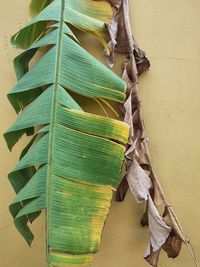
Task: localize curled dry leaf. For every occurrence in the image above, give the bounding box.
[133,48,151,76]
[115,175,129,202]
[162,231,182,259]
[140,187,154,227]
[108,0,121,9]
[127,159,152,203]
[135,141,151,170]
[151,174,165,207]
[123,88,134,140]
[106,0,133,67]
[144,196,171,259]
[144,247,161,267]
[140,208,149,227]
[105,21,118,68]
[163,206,187,243]
[107,0,150,72]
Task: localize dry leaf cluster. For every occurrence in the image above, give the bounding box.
[107,0,198,266]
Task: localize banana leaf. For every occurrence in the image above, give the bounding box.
[4,0,129,266]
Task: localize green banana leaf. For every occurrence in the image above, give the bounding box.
[4,0,129,266]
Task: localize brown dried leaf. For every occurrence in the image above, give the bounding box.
[150,173,165,207]
[127,159,152,203]
[133,48,150,76]
[162,231,182,259]
[115,175,129,202]
[140,187,154,226]
[105,21,118,68]
[106,0,150,73]
[125,111,144,158]
[140,208,148,227]
[108,0,121,9]
[124,91,134,139]
[122,61,135,92]
[136,141,151,169]
[163,206,187,243]
[114,0,134,54]
[144,247,161,267]
[144,196,171,258]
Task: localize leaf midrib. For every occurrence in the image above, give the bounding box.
[46,0,65,265]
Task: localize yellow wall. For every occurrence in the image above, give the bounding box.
[0,1,200,266]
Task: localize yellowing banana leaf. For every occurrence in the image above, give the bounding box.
[12,0,112,52]
[4,1,129,266]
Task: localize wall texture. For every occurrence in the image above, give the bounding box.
[0,1,200,267]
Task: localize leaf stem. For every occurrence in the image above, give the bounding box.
[46,0,65,266]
